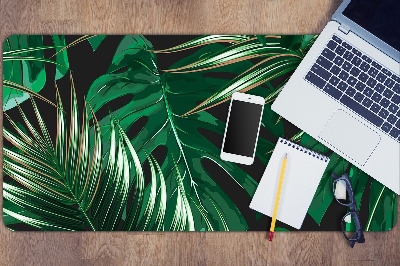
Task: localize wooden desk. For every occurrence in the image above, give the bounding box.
[0,0,398,264]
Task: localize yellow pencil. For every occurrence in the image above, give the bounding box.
[269,153,288,241]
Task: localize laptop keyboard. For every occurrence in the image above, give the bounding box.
[304,35,400,142]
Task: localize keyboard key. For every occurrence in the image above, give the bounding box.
[340,95,384,127]
[322,48,335,60]
[359,62,370,72]
[381,68,391,75]
[388,103,399,113]
[324,84,342,100]
[363,87,374,97]
[362,55,372,63]
[327,40,338,50]
[387,114,397,124]
[396,119,400,129]
[393,76,400,83]
[343,51,354,61]
[383,89,394,99]
[377,73,387,83]
[342,62,352,72]
[337,81,348,91]
[384,78,395,88]
[347,76,357,86]
[374,83,385,93]
[366,78,377,88]
[332,35,342,43]
[317,55,333,70]
[329,76,340,86]
[346,87,356,97]
[393,84,400,93]
[371,61,382,70]
[339,71,349,81]
[380,98,390,108]
[371,103,381,113]
[355,81,365,91]
[362,98,373,108]
[368,67,379,78]
[391,94,400,104]
[342,41,352,50]
[381,122,392,133]
[389,127,400,139]
[330,65,341,75]
[378,109,389,119]
[335,46,346,56]
[359,73,369,82]
[351,56,362,66]
[311,64,331,80]
[333,56,344,66]
[372,92,382,102]
[350,67,361,77]
[305,72,326,89]
[352,48,361,57]
[354,92,364,103]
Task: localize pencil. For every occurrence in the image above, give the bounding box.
[269,153,288,241]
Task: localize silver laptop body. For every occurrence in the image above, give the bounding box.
[272,0,400,193]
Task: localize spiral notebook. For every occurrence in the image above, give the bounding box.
[250,138,330,229]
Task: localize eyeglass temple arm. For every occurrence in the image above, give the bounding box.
[331,173,340,180]
[332,172,350,180]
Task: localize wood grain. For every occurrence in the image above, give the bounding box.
[0,0,399,265]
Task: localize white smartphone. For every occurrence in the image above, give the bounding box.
[220,92,264,165]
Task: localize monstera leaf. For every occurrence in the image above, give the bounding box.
[3,35,71,110]
[87,35,269,231]
[365,180,398,231]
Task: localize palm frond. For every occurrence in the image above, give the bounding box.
[183,54,301,115]
[3,74,197,231]
[164,39,299,73]
[3,76,104,230]
[151,35,255,54]
[154,35,317,117]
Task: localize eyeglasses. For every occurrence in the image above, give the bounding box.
[332,173,365,248]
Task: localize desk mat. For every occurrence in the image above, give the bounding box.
[2,35,397,231]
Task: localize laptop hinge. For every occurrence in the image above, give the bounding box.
[338,24,350,34]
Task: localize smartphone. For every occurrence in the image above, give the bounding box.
[220,92,264,165]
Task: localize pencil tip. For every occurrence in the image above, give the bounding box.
[284,153,287,159]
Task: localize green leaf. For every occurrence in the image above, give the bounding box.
[88,35,107,51]
[184,55,300,116]
[166,38,298,74]
[87,36,259,231]
[51,35,70,80]
[256,35,267,46]
[300,134,349,225]
[3,35,46,110]
[365,180,397,231]
[274,227,290,232]
[2,76,148,231]
[2,35,73,110]
[153,35,254,53]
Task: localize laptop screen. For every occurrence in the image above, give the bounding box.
[343,0,400,52]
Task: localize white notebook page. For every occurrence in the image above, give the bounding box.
[249,138,330,229]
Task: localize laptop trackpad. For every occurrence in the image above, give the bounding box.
[319,109,380,165]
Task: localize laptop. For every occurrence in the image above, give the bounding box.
[272,0,400,194]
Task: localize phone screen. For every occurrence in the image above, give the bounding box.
[223,100,263,157]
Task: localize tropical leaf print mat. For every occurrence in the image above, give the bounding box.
[2,35,397,231]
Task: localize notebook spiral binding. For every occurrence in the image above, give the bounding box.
[279,138,329,162]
